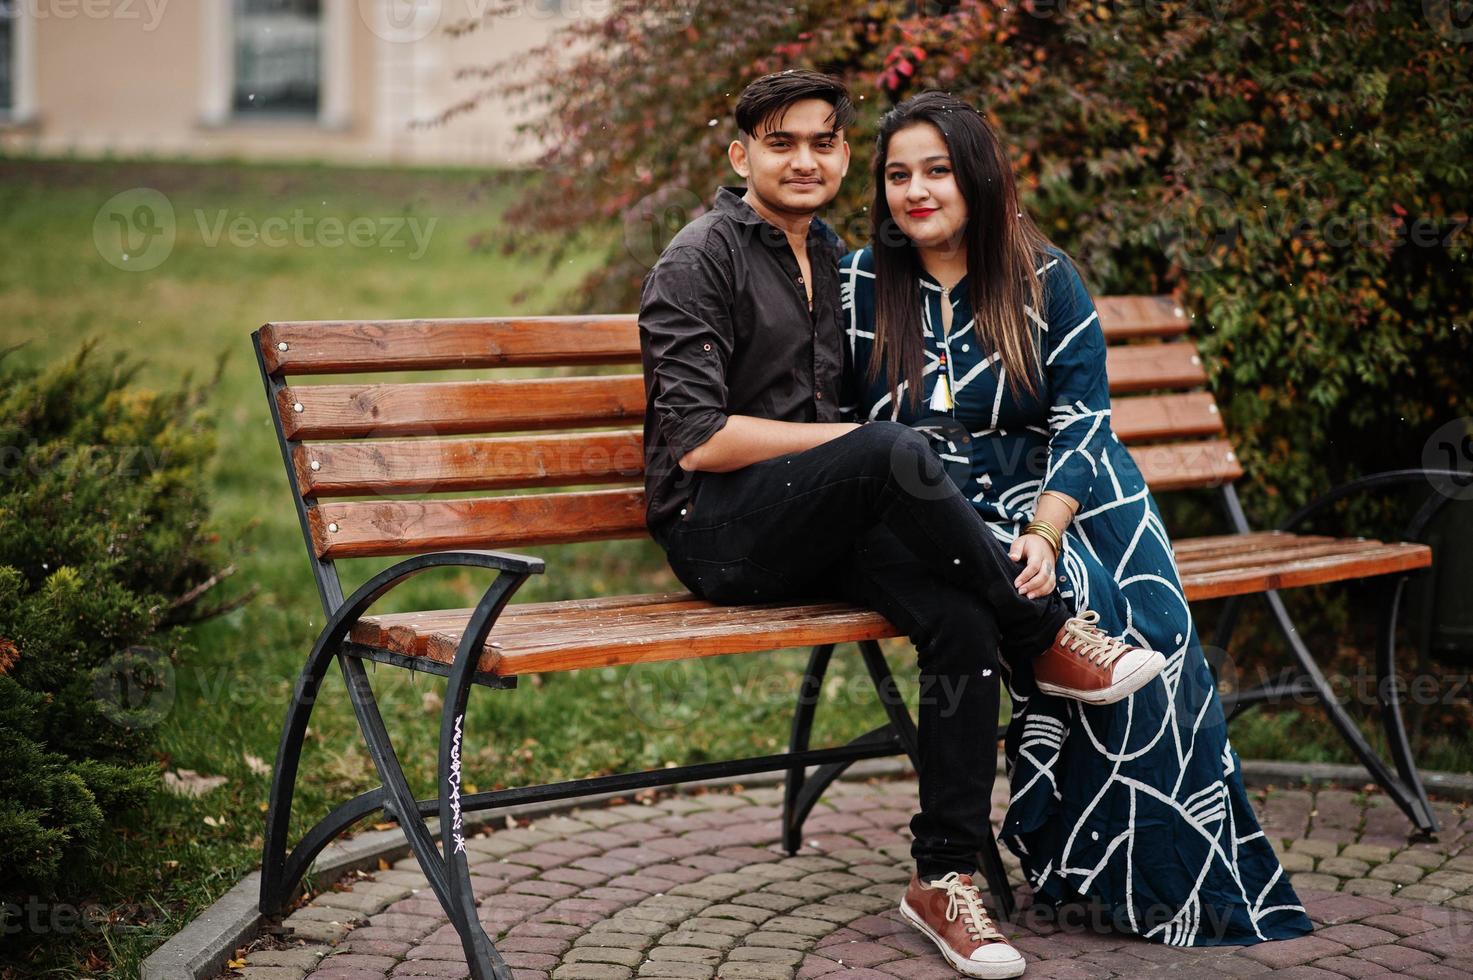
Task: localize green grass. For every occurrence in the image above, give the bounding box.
[0,157,1466,978]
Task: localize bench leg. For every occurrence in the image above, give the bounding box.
[1261,588,1439,833]
[1376,575,1439,833]
[260,636,339,914]
[780,640,1017,921]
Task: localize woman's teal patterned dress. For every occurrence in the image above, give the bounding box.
[840,244,1313,946]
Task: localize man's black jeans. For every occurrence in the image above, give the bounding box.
[654,421,1072,878]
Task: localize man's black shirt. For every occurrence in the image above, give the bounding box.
[639,186,851,543]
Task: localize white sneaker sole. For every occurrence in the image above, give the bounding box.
[1036,650,1167,705]
[898,897,1026,979]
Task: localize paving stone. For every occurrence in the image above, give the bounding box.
[1349,942,1437,970]
[1392,849,1446,869]
[1402,921,1473,957]
[284,919,355,944]
[637,963,715,980]
[572,933,650,951]
[1369,861,1426,884]
[1313,922,1399,949]
[1423,869,1473,890]
[1289,872,1341,892]
[684,917,758,938]
[713,962,795,980]
[320,954,400,973]
[248,949,334,969]
[731,894,805,914]
[742,932,820,952]
[392,963,471,978]
[1239,935,1350,968]
[647,946,722,964]
[1343,878,1397,896]
[700,904,776,925]
[757,917,835,939]
[1310,955,1386,979]
[1277,851,1316,873]
[551,966,634,980]
[564,947,645,968]
[237,968,308,980]
[1340,844,1395,864]
[1318,856,1372,877]
[657,931,740,952]
[1288,839,1340,859]
[726,948,804,966]
[1396,883,1458,903]
[1305,893,1397,924]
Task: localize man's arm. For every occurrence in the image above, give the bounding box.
[678,416,858,472]
[642,243,858,475]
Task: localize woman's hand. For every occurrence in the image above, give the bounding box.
[1008,532,1057,598]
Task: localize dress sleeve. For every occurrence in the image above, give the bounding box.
[1040,256,1112,505]
[638,245,734,462]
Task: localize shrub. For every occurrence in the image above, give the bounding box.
[0,346,227,903]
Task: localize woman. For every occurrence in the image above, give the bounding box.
[842,91,1313,947]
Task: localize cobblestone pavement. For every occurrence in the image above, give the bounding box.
[224,778,1473,980]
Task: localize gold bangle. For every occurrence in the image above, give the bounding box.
[1024,520,1062,556]
[1041,489,1079,514]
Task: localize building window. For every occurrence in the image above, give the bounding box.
[0,6,14,116]
[233,0,322,117]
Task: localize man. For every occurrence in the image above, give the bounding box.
[638,69,1164,979]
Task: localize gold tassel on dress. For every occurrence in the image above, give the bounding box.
[928,374,953,412]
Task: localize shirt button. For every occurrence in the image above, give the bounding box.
[797,275,805,283]
[815,392,823,400]
[702,343,711,351]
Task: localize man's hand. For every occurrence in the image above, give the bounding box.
[1008,532,1057,599]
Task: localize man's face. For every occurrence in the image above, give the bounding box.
[729,98,850,218]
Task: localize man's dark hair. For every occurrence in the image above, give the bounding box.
[733,69,857,140]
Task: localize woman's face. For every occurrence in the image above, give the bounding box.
[883,121,968,253]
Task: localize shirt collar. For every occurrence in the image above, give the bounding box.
[714,185,843,249]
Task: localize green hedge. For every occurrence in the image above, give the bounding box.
[0,347,225,903]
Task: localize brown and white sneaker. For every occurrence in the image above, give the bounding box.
[899,872,1025,979]
[1033,608,1165,705]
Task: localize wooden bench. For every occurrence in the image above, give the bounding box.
[253,298,1436,980]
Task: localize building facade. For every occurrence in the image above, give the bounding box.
[0,0,572,166]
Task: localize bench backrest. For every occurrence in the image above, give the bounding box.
[254,298,1240,607]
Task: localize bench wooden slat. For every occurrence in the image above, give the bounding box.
[1132,439,1242,490]
[259,317,643,376]
[260,300,1185,378]
[1112,393,1223,443]
[295,431,645,496]
[1105,342,1207,393]
[345,534,1430,673]
[310,488,648,558]
[278,376,647,441]
[1180,542,1432,602]
[1094,295,1190,339]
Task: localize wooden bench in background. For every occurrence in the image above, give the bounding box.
[254,296,1435,980]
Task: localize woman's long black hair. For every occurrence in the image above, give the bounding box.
[869,91,1054,412]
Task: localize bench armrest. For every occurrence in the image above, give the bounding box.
[1277,467,1465,540]
[324,550,544,645]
